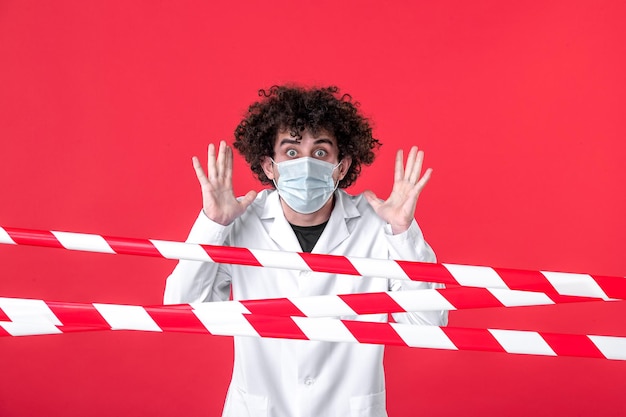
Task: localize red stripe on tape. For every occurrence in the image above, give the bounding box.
[395,261,457,285]
[338,293,404,315]
[442,327,506,353]
[145,306,210,334]
[104,237,162,257]
[203,245,262,267]
[0,326,10,336]
[56,326,107,334]
[47,302,111,328]
[0,307,10,322]
[299,253,360,276]
[241,298,305,317]
[4,228,64,248]
[494,267,558,295]
[442,287,504,309]
[342,320,407,346]
[244,315,308,340]
[593,275,626,299]
[542,332,606,359]
[547,294,599,304]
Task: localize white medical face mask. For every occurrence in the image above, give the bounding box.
[272,157,341,214]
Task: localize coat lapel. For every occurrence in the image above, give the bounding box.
[262,191,302,251]
[312,191,360,254]
[261,190,361,254]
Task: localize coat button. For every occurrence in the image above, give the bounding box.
[304,377,315,386]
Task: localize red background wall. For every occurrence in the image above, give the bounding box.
[1,1,625,416]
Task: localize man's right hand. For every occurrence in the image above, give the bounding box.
[192,140,257,226]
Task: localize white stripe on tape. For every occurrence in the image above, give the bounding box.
[390,290,457,311]
[588,335,626,360]
[349,257,408,280]
[488,288,555,307]
[51,231,115,254]
[93,304,162,331]
[250,249,311,272]
[293,317,358,343]
[0,321,62,336]
[0,227,16,245]
[192,311,258,337]
[489,329,556,356]
[0,297,62,325]
[150,240,213,262]
[191,301,251,315]
[290,295,356,317]
[391,323,458,350]
[443,264,508,289]
[541,271,610,299]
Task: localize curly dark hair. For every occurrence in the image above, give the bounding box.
[233,85,381,188]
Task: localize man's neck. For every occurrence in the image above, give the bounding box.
[280,195,335,226]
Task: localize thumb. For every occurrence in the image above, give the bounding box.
[363,190,383,210]
[239,190,258,209]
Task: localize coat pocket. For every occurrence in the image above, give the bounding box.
[349,390,387,417]
[222,386,268,417]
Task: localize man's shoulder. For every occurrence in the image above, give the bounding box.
[238,188,275,220]
[336,189,380,219]
[251,188,273,203]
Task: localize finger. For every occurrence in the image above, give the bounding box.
[404,146,418,181]
[408,149,424,185]
[207,143,217,181]
[394,149,404,183]
[414,167,433,192]
[192,156,209,185]
[216,140,228,180]
[224,142,233,184]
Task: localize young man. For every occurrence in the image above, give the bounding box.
[164,85,447,417]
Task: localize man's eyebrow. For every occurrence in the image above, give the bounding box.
[278,138,300,146]
[313,138,334,145]
[277,138,334,146]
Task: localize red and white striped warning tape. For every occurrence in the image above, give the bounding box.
[1,297,624,360]
[0,288,604,326]
[2,226,624,360]
[2,226,625,298]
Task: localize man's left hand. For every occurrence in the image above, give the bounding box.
[364,146,432,235]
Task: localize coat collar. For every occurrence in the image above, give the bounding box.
[260,190,361,253]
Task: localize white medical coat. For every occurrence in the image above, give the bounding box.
[164,189,447,417]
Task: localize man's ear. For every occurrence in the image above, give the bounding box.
[261,156,275,180]
[338,156,353,180]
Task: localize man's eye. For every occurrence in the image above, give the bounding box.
[286,149,298,157]
[314,149,327,157]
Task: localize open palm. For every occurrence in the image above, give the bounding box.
[193,141,257,226]
[364,146,432,234]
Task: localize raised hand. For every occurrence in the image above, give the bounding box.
[192,140,257,225]
[364,146,432,234]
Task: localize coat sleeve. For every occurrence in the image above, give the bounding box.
[384,220,449,326]
[163,211,233,304]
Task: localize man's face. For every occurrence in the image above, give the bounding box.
[262,129,351,184]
